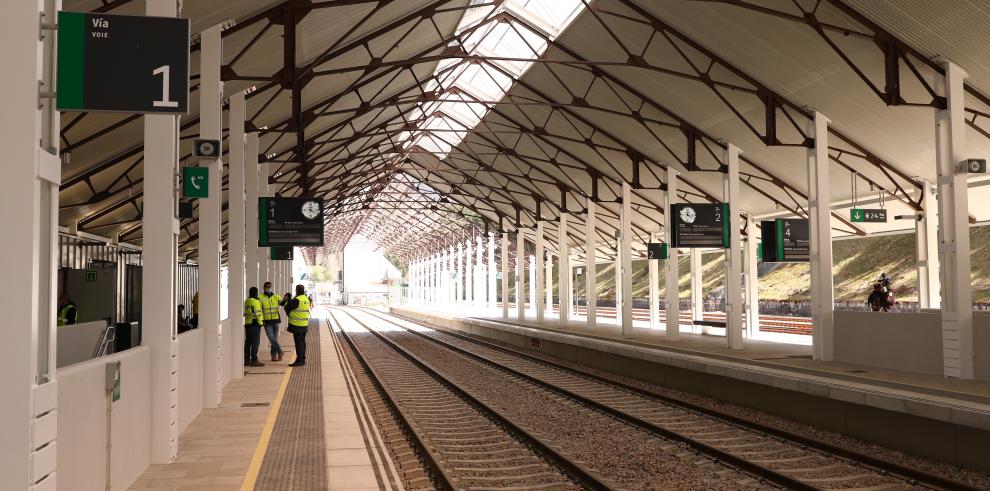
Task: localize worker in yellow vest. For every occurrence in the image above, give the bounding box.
[57,292,77,326]
[259,281,285,362]
[243,287,264,367]
[285,284,310,367]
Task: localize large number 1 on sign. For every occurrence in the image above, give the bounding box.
[152,65,179,108]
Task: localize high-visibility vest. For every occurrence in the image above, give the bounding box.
[258,293,282,321]
[58,303,76,326]
[243,298,263,325]
[288,294,310,327]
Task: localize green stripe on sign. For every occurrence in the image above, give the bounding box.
[776,219,785,261]
[56,11,86,111]
[722,203,730,248]
[258,198,268,246]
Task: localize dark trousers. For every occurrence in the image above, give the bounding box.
[244,323,261,364]
[292,331,307,364]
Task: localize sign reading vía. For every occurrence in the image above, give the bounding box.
[56,12,189,114]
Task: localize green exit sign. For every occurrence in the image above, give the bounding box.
[850,208,887,223]
[85,270,97,282]
[182,166,209,198]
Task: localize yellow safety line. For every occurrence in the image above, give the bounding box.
[240,365,293,491]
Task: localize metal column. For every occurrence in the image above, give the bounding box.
[665,167,680,340]
[744,215,760,337]
[456,242,463,305]
[245,133,260,291]
[199,25,224,406]
[586,199,597,329]
[143,0,180,463]
[517,230,525,320]
[690,249,703,333]
[528,255,536,316]
[724,143,744,350]
[807,111,835,361]
[466,237,474,305]
[649,232,660,330]
[501,233,509,318]
[559,214,571,325]
[489,233,497,310]
[934,61,974,378]
[225,92,247,379]
[1,0,60,485]
[545,248,553,319]
[535,221,545,323]
[620,182,633,335]
[916,180,940,309]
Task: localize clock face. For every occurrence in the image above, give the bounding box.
[679,206,696,224]
[300,200,321,220]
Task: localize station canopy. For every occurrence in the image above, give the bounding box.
[59,0,990,264]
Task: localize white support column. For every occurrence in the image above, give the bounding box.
[466,238,473,306]
[517,230,526,320]
[245,133,260,291]
[665,167,680,340]
[528,255,536,316]
[2,1,60,485]
[545,249,553,318]
[744,215,760,337]
[489,233,497,310]
[260,165,272,287]
[649,232,660,330]
[724,143,744,350]
[450,245,457,305]
[614,242,622,327]
[916,180,941,309]
[501,233,509,317]
[476,235,484,306]
[225,92,247,379]
[807,110,835,362]
[690,249,704,333]
[143,0,180,465]
[198,25,224,407]
[535,221,545,322]
[586,199,597,329]
[620,182,633,335]
[935,61,974,378]
[559,214,571,325]
[457,242,464,305]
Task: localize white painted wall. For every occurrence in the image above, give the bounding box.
[178,329,204,432]
[221,319,233,388]
[56,347,151,491]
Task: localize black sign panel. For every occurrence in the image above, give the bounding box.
[259,197,324,247]
[761,219,810,262]
[270,247,293,261]
[57,12,189,113]
[647,242,662,260]
[670,203,729,248]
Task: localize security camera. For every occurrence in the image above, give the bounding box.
[957,158,987,174]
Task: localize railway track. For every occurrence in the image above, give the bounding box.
[353,307,980,491]
[328,308,612,490]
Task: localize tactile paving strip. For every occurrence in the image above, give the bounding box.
[255,320,327,490]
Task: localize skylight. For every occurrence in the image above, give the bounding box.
[399,0,585,159]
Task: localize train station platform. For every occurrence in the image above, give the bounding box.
[391,305,990,472]
[128,310,402,491]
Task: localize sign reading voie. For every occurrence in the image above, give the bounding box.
[259,197,324,247]
[56,12,190,114]
[670,203,729,248]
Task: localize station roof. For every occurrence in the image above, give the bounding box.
[59,0,990,264]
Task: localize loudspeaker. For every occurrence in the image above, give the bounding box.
[192,138,220,158]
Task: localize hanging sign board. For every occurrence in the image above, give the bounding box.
[669,203,729,248]
[258,197,324,247]
[646,242,669,260]
[270,247,293,261]
[181,166,209,198]
[761,219,810,262]
[56,12,190,113]
[849,208,887,223]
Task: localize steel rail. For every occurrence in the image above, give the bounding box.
[364,308,981,491]
[331,308,616,490]
[326,310,455,490]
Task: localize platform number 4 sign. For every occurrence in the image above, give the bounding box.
[56,12,190,114]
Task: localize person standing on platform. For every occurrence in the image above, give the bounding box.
[285,284,310,367]
[57,292,77,326]
[243,287,265,367]
[191,291,200,327]
[259,281,285,362]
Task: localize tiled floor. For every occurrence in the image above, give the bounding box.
[129,332,294,491]
[128,311,404,491]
